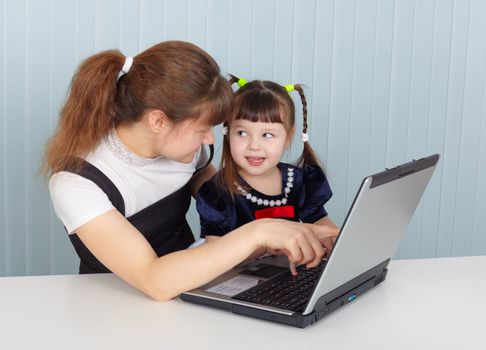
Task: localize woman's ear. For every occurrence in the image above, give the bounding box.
[148,109,170,133]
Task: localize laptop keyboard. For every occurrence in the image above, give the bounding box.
[233,260,326,312]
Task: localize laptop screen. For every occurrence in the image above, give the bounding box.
[303,155,438,314]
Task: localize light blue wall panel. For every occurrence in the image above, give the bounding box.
[139,0,164,50]
[206,0,229,72]
[326,0,356,223]
[347,0,377,207]
[75,0,96,66]
[228,0,252,77]
[164,1,188,41]
[251,0,275,79]
[119,0,140,55]
[289,0,316,163]
[472,79,486,255]
[273,0,293,82]
[0,0,6,276]
[452,0,486,256]
[49,0,80,274]
[26,0,51,275]
[399,0,435,259]
[1,0,486,276]
[369,0,393,174]
[311,0,334,167]
[420,0,453,259]
[436,0,470,257]
[387,0,413,168]
[4,0,27,276]
[95,0,120,50]
[187,0,207,49]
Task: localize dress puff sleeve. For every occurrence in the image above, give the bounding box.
[298,165,333,223]
[196,179,238,238]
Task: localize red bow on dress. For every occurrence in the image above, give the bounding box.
[254,205,295,219]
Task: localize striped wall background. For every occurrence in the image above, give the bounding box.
[1,0,485,276]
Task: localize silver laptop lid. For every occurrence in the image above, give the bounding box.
[303,155,439,315]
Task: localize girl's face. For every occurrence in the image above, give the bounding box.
[161,116,215,163]
[229,119,292,178]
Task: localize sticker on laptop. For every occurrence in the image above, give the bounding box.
[205,276,259,296]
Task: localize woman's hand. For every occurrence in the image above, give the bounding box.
[249,219,326,275]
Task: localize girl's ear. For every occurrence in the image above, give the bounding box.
[286,127,296,148]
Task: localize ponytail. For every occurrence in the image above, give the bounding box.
[43,41,232,176]
[217,126,240,197]
[43,50,125,174]
[228,74,239,86]
[293,84,322,169]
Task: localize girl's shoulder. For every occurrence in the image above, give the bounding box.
[197,172,232,202]
[196,173,237,225]
[278,162,326,179]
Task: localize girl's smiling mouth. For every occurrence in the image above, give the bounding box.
[246,156,265,166]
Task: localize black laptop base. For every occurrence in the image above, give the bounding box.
[180,259,389,328]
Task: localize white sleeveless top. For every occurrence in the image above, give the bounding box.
[49,129,207,234]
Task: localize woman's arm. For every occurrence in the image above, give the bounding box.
[205,235,267,264]
[75,211,326,301]
[205,216,340,268]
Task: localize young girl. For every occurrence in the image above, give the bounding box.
[43,41,330,301]
[197,76,340,273]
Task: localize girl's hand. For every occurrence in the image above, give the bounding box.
[310,217,340,252]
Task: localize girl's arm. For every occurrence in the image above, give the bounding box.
[75,211,326,301]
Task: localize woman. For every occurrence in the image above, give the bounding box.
[43,40,337,301]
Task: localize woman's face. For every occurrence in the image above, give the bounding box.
[160,116,215,163]
[228,119,291,178]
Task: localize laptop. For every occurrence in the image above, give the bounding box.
[181,154,439,328]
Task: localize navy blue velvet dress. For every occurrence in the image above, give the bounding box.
[196,162,333,238]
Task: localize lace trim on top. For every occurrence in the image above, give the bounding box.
[105,129,161,167]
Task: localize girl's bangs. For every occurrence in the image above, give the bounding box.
[234,92,286,125]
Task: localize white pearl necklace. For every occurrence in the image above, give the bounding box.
[235,168,294,207]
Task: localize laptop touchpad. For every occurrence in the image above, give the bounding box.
[239,264,287,279]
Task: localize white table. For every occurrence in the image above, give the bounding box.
[0,256,484,350]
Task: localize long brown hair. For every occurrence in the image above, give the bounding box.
[43,41,232,175]
[218,75,322,194]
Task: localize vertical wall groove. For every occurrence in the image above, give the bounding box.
[1,0,6,275]
[24,0,30,274]
[450,0,471,256]
[325,0,336,164]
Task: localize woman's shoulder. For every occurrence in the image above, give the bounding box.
[49,172,112,214]
[49,171,114,234]
[50,171,100,192]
